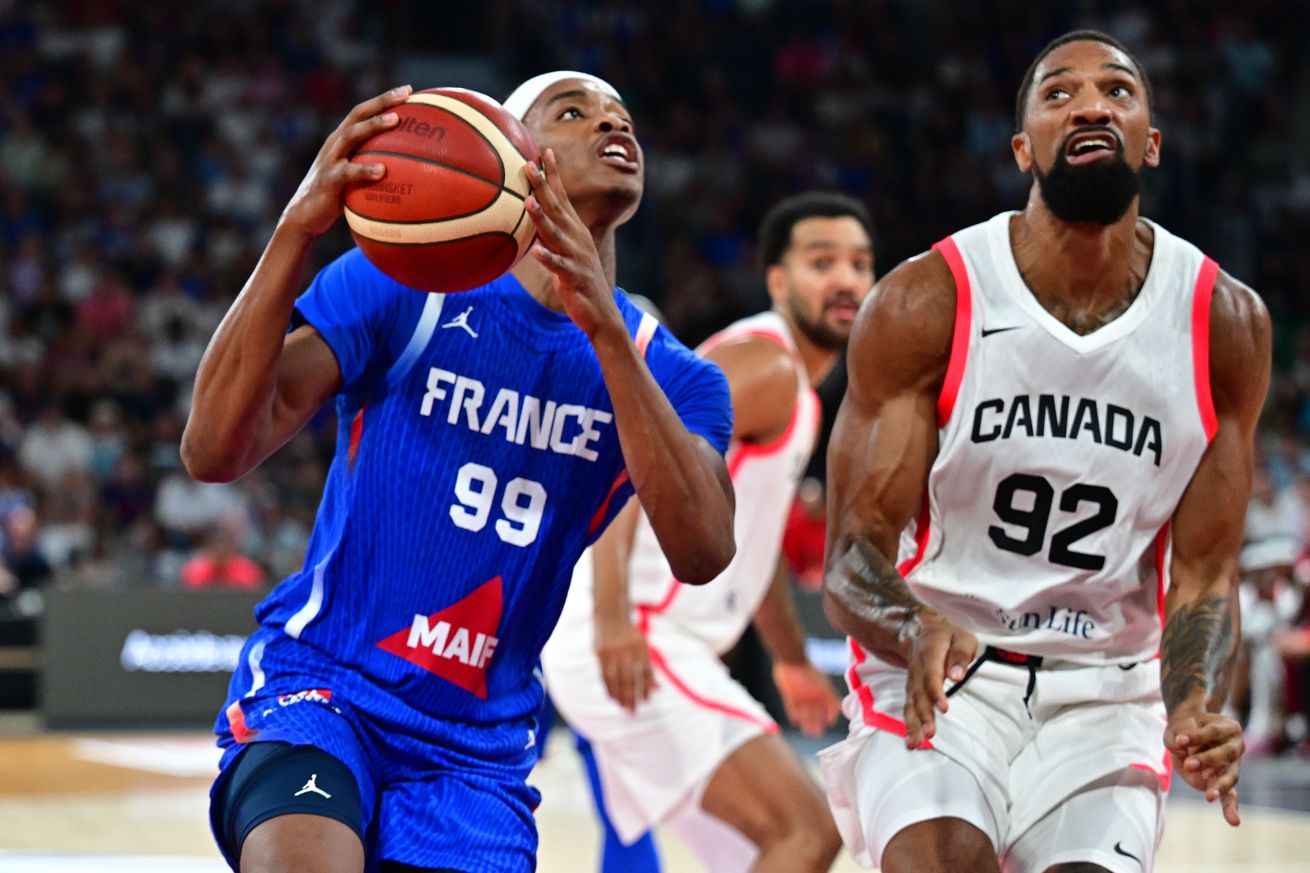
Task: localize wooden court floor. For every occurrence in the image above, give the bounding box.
[0,729,1307,872]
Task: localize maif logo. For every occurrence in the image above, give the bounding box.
[375,577,503,699]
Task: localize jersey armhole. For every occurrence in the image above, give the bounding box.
[1190,257,1219,443]
[930,237,973,427]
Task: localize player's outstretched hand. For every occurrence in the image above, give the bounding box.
[903,612,977,750]
[773,661,841,737]
[281,85,412,237]
[595,613,657,713]
[1165,709,1244,826]
[524,150,621,338]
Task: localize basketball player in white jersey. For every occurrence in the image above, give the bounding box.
[819,31,1270,873]
[543,193,875,871]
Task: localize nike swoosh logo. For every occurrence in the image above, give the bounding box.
[1113,842,1142,865]
[980,326,1021,337]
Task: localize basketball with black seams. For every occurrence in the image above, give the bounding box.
[344,88,539,293]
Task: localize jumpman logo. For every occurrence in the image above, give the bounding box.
[442,306,478,338]
[294,773,332,799]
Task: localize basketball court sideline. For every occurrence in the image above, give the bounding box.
[1,726,1307,872]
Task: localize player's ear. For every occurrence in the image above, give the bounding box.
[1143,126,1162,168]
[1012,131,1032,172]
[765,263,788,305]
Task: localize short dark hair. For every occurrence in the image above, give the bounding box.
[1014,29,1152,131]
[758,192,874,270]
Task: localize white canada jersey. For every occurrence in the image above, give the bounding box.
[884,212,1217,667]
[629,312,821,653]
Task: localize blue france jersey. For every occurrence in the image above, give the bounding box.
[239,248,731,726]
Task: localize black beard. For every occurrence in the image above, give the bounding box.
[788,296,847,350]
[1034,136,1140,225]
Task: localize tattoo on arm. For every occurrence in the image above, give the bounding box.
[827,537,924,651]
[1160,595,1236,712]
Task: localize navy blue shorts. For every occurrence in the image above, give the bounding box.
[211,741,364,856]
[211,683,539,873]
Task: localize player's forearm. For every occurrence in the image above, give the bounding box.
[754,557,809,665]
[1161,569,1241,717]
[182,222,317,482]
[589,321,735,584]
[592,500,639,623]
[822,534,931,668]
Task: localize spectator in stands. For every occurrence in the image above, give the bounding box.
[1236,538,1303,755]
[17,403,91,494]
[179,523,265,590]
[1246,465,1304,547]
[1,505,51,618]
[154,467,248,550]
[0,0,1302,598]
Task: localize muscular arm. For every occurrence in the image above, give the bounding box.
[182,87,412,482]
[703,335,799,445]
[821,252,955,665]
[1162,273,1270,823]
[182,230,342,482]
[591,327,735,584]
[523,152,734,584]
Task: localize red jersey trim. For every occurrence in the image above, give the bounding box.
[585,315,658,537]
[931,237,973,427]
[347,400,369,469]
[1154,522,1170,635]
[1130,747,1174,792]
[846,638,932,748]
[587,470,631,536]
[896,492,932,577]
[634,312,659,356]
[698,327,790,354]
[226,700,257,743]
[1191,257,1219,443]
[646,641,777,735]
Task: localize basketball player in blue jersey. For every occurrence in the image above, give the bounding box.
[182,71,736,873]
[821,31,1268,873]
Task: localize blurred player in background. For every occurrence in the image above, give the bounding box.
[544,192,875,872]
[182,72,736,873]
[821,31,1270,873]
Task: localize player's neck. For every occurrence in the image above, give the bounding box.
[1013,192,1151,310]
[512,229,618,314]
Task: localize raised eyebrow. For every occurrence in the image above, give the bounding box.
[1037,66,1073,86]
[545,89,591,110]
[1102,62,1139,82]
[546,90,633,118]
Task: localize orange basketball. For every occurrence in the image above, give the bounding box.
[343,88,539,293]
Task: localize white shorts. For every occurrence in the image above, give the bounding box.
[819,650,1169,871]
[541,614,776,844]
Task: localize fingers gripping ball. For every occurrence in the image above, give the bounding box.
[344,88,539,293]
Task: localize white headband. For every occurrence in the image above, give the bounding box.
[502,71,623,121]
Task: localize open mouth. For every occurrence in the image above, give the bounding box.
[1064,130,1119,166]
[596,135,640,172]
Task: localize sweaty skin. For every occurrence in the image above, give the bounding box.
[823,39,1270,833]
[182,80,734,584]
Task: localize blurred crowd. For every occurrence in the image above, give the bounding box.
[2,1,1309,740]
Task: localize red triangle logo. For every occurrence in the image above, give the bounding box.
[375,576,504,699]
